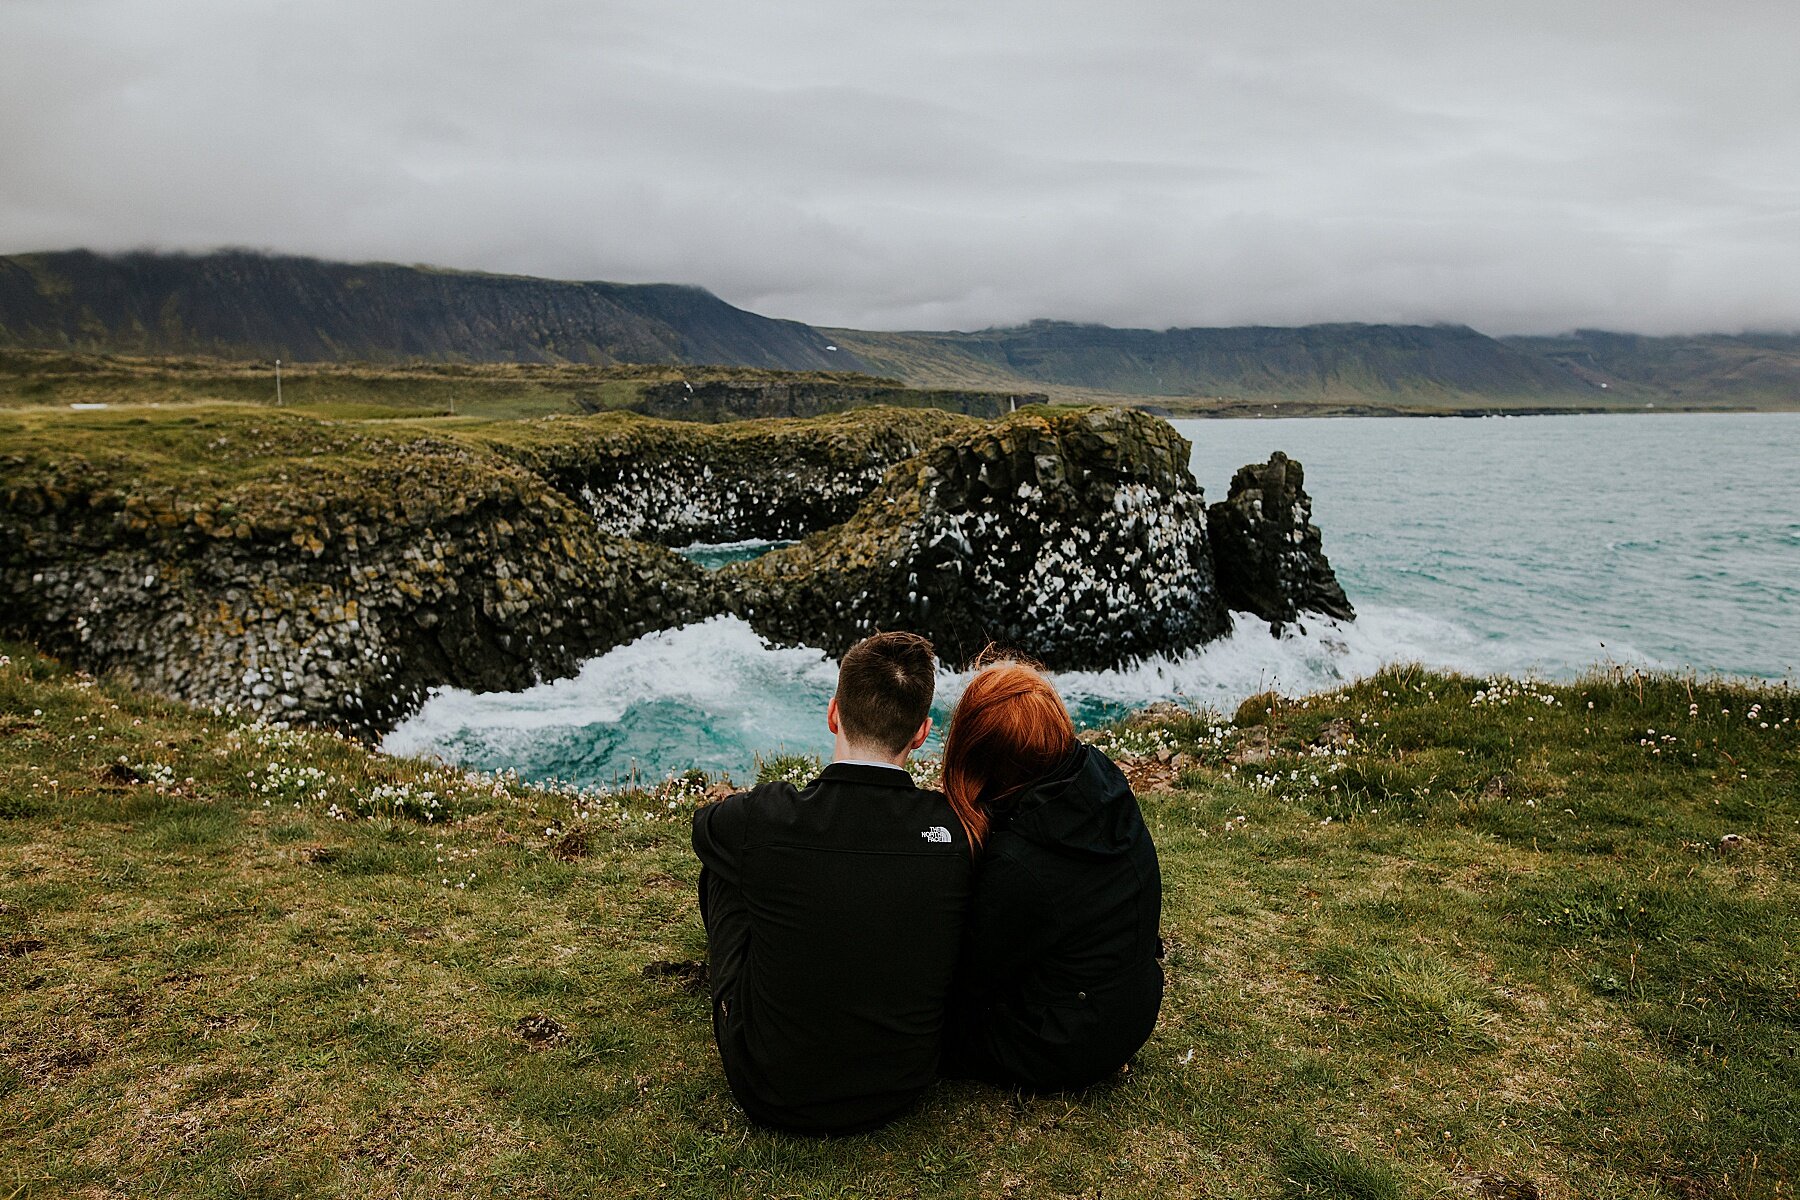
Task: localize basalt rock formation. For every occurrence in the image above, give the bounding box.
[0,413,714,730]
[1207,451,1355,633]
[724,407,1230,666]
[1,404,1353,732]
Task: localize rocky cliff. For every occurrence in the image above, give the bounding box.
[628,378,1043,422]
[0,405,1353,731]
[0,411,713,730]
[471,408,975,544]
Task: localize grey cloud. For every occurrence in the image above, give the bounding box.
[2,0,1797,335]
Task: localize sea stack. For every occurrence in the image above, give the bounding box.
[1206,451,1355,633]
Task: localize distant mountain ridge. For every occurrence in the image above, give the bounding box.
[0,249,864,373]
[826,320,1583,401]
[2,249,1797,408]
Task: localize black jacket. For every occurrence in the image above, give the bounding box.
[692,762,972,1134]
[945,743,1163,1092]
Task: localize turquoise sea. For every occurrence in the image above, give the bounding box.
[384,413,1800,786]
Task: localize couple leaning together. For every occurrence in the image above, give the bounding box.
[692,631,1164,1135]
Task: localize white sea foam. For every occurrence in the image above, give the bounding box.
[385,607,1658,783]
[1044,608,1471,713]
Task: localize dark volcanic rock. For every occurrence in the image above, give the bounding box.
[723,407,1230,667]
[1206,451,1353,632]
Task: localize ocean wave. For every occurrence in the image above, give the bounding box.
[382,617,840,773]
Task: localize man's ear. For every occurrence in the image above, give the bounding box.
[908,716,932,752]
[827,696,841,735]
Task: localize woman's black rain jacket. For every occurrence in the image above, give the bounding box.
[944,742,1164,1092]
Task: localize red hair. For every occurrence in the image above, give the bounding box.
[941,656,1077,850]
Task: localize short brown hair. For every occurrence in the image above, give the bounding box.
[835,632,937,753]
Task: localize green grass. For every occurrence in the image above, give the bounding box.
[0,645,1795,1197]
[1280,1134,1405,1200]
[0,349,920,422]
[0,399,973,565]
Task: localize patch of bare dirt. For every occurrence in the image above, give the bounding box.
[642,959,709,994]
[551,825,589,860]
[1472,1173,1542,1200]
[3,1024,105,1085]
[98,761,143,787]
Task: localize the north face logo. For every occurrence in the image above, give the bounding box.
[920,826,952,844]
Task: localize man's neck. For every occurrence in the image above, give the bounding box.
[833,741,909,770]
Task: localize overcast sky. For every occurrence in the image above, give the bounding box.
[3,1,1798,335]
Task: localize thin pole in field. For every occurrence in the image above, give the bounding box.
[276,359,283,406]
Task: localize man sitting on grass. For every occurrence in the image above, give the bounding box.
[691,631,972,1135]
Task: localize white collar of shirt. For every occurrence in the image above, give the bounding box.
[833,758,912,774]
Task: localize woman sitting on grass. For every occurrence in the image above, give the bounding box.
[939,655,1164,1092]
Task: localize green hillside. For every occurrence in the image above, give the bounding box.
[837,322,1800,412]
[2,646,1794,1195]
[1504,330,1800,407]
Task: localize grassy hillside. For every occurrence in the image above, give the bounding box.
[836,324,1800,412]
[2,644,1793,1197]
[1505,331,1800,408]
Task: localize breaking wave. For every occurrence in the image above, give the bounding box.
[384,607,1649,787]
